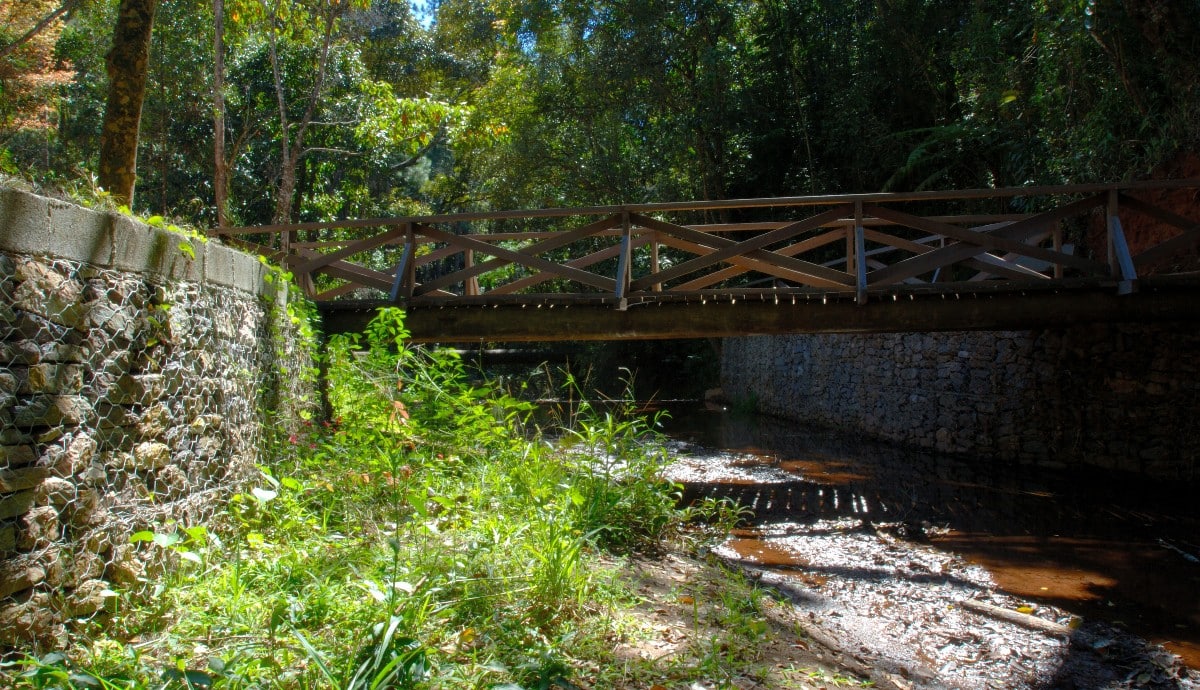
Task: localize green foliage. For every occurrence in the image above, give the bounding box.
[7,0,1198,230]
[0,308,719,689]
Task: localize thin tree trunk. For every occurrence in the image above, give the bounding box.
[98,0,159,207]
[267,1,339,225]
[213,0,229,227]
[266,0,293,225]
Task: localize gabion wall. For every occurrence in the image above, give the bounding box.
[721,325,1200,481]
[0,188,317,646]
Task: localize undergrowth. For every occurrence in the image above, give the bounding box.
[0,308,749,689]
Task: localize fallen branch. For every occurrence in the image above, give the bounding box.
[960,599,1073,636]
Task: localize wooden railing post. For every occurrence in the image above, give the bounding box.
[650,230,661,292]
[853,201,867,305]
[845,221,855,276]
[389,222,416,305]
[465,248,480,296]
[1107,190,1138,295]
[1052,226,1064,279]
[615,211,632,310]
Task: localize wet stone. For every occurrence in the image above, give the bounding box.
[105,374,164,405]
[137,403,171,439]
[105,544,144,586]
[0,523,14,552]
[65,579,116,617]
[13,395,90,427]
[0,467,50,493]
[17,506,59,549]
[132,441,171,471]
[0,593,61,646]
[0,557,46,599]
[0,491,36,521]
[23,364,85,394]
[95,403,136,429]
[64,549,104,587]
[0,370,16,396]
[36,477,75,507]
[0,444,37,468]
[38,341,86,363]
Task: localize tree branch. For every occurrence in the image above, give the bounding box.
[388,130,444,170]
[0,0,75,61]
[300,146,364,158]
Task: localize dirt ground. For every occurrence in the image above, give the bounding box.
[639,448,1200,690]
[610,548,879,689]
[615,525,1198,690]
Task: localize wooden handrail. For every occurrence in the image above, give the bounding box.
[212,178,1200,237]
[213,180,1200,310]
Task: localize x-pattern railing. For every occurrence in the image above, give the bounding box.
[212,180,1200,309]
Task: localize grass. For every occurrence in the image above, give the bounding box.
[0,308,794,689]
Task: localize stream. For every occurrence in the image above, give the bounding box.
[656,405,1200,689]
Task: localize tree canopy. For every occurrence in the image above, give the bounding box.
[2,0,1198,224]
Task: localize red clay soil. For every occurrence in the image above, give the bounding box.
[1086,151,1200,272]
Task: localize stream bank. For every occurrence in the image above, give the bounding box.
[659,407,1200,689]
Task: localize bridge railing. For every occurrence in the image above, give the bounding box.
[211,180,1200,307]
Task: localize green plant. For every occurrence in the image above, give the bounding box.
[1,306,770,690]
[295,615,428,690]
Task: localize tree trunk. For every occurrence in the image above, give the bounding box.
[98,0,159,207]
[213,0,229,227]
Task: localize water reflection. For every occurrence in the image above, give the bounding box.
[659,407,1200,668]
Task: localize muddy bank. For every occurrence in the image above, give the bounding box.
[660,409,1200,689]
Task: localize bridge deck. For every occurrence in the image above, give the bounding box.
[213,180,1200,341]
[320,277,1200,341]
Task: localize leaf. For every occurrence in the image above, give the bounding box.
[183,525,208,541]
[130,530,156,543]
[179,551,203,564]
[567,487,585,507]
[161,669,215,687]
[67,672,101,687]
[364,580,387,603]
[153,532,182,548]
[251,487,278,503]
[291,629,339,686]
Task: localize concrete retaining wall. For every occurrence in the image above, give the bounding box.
[0,188,317,646]
[720,324,1200,481]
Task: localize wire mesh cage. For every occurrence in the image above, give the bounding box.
[1,245,316,649]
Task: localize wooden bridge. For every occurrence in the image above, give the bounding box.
[213,181,1200,342]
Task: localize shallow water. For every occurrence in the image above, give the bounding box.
[657,406,1200,670]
